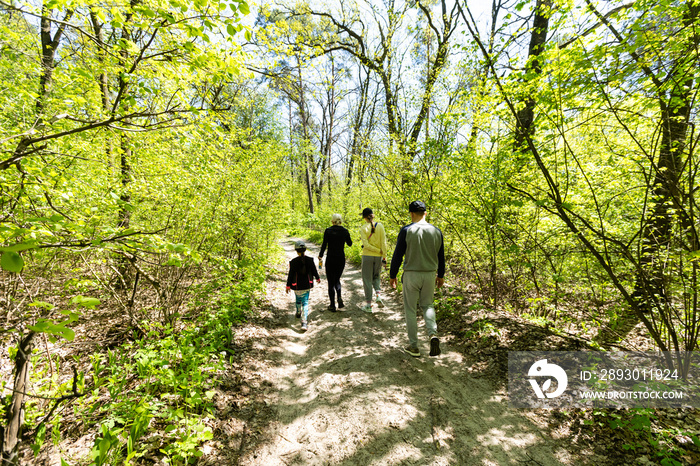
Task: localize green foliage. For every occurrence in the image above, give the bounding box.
[461,317,500,342]
[0,2,286,463]
[590,408,689,465]
[80,293,251,463]
[435,294,465,321]
[0,251,24,272]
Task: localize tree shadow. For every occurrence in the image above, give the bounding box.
[232,239,601,465]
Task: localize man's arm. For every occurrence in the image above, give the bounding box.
[390,226,408,279]
[437,230,445,279]
[436,229,445,288]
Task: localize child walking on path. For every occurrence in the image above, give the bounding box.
[286,240,321,331]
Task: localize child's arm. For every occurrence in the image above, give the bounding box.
[286,260,295,292]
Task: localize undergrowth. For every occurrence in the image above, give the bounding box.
[16,261,267,465]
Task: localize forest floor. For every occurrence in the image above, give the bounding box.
[205,238,618,466]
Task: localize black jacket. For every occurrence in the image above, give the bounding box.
[286,255,320,290]
[319,225,353,259]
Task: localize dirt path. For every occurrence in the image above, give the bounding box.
[238,239,575,465]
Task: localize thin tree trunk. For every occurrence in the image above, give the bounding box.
[346,66,371,190]
[36,5,73,117]
[592,1,699,347]
[297,55,314,213]
[1,332,35,465]
[513,0,552,157]
[114,0,138,286]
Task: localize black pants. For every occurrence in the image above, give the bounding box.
[325,257,345,306]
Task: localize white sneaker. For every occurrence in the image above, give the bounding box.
[375,295,384,308]
[357,302,372,313]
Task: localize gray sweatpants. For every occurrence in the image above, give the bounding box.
[402,270,438,346]
[361,255,383,302]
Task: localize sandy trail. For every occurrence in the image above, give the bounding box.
[238,239,573,465]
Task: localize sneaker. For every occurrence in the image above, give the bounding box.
[295,309,301,318]
[375,295,384,308]
[404,345,420,358]
[429,336,441,356]
[328,305,337,312]
[301,321,308,331]
[357,302,372,313]
[338,299,345,309]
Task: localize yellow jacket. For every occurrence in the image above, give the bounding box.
[360,220,388,258]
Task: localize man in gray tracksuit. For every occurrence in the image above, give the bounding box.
[389,201,445,357]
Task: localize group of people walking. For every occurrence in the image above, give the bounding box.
[285,200,445,357]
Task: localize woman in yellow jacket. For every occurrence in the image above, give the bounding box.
[359,208,388,312]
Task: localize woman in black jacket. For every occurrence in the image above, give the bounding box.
[318,214,353,311]
[286,241,320,331]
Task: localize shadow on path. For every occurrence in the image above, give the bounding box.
[237,238,585,465]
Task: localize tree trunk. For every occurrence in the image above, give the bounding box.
[513,0,552,157]
[595,1,699,347]
[346,66,372,190]
[113,1,138,287]
[36,6,73,117]
[296,56,314,213]
[1,332,35,466]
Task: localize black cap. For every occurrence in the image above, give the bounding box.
[361,207,373,218]
[409,201,427,212]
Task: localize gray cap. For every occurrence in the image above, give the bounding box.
[294,240,306,251]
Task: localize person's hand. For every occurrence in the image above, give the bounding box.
[285,286,290,294]
[390,278,397,289]
[436,277,445,289]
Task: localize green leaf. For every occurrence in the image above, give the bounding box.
[70,296,101,309]
[29,301,54,310]
[28,319,76,342]
[0,242,36,252]
[165,256,183,267]
[1,251,24,272]
[52,325,75,342]
[238,1,250,14]
[28,320,51,332]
